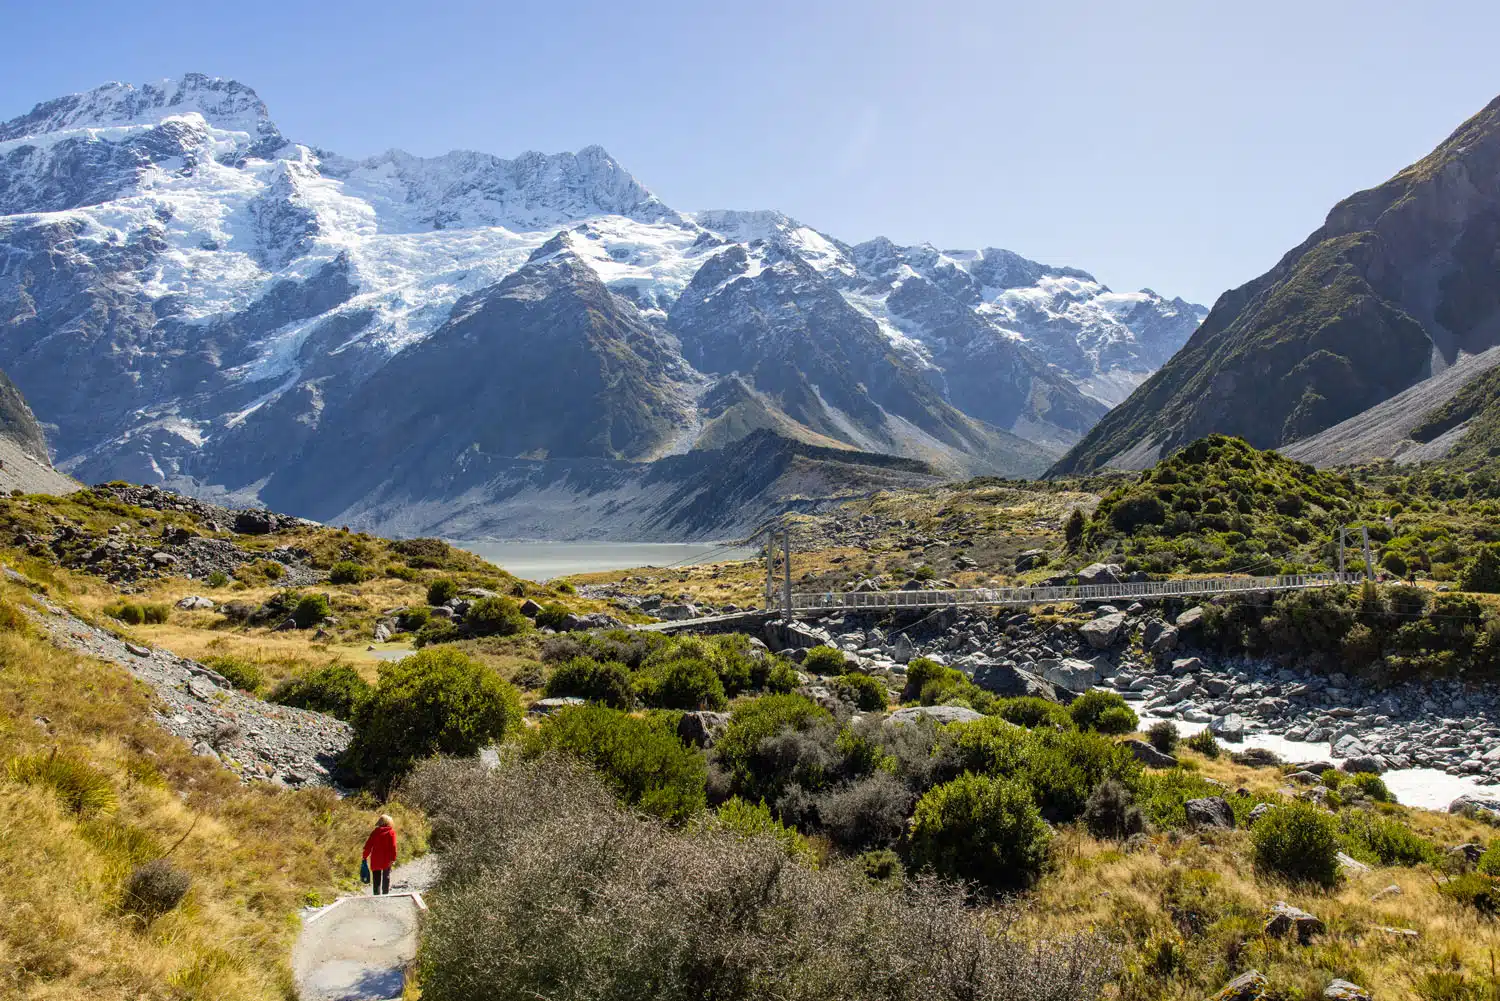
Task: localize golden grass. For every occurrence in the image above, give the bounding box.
[0,583,426,1000]
[1018,749,1500,999]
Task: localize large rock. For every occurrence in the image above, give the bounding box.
[176,595,215,611]
[1123,739,1178,768]
[1144,621,1179,654]
[657,603,698,621]
[970,662,1060,702]
[1078,612,1127,649]
[1036,657,1100,694]
[1185,796,1235,830]
[1331,734,1369,759]
[1076,562,1124,586]
[1451,794,1500,818]
[1264,901,1324,942]
[1324,981,1371,1001]
[1175,606,1205,630]
[1210,713,1247,742]
[1340,755,1386,775]
[518,598,543,617]
[529,697,585,715]
[677,711,730,748]
[886,705,986,727]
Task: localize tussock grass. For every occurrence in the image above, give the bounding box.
[0,582,426,999]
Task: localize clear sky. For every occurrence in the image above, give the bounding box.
[3,0,1497,306]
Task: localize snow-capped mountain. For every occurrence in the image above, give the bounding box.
[0,74,1203,537]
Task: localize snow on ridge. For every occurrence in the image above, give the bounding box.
[0,73,273,142]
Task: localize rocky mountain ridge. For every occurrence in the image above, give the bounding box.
[1053,92,1500,476]
[0,74,1203,536]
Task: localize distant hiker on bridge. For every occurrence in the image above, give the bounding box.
[361,815,398,895]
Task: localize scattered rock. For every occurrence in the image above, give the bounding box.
[1076,563,1124,586]
[528,697,585,715]
[1175,606,1205,630]
[1248,802,1273,825]
[1371,884,1402,901]
[1264,901,1324,942]
[1208,970,1266,1001]
[124,642,152,657]
[1340,755,1386,775]
[1336,851,1372,874]
[518,598,543,617]
[1185,796,1235,830]
[176,595,215,611]
[1123,739,1178,768]
[1210,713,1247,742]
[1078,612,1127,649]
[1323,980,1371,1001]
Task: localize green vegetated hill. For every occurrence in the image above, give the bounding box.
[1070,435,1500,580]
[1409,363,1500,468]
[1053,93,1500,476]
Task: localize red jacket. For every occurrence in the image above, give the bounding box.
[362,825,398,870]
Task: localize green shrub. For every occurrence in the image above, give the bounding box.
[1459,544,1500,594]
[766,660,798,694]
[414,619,461,647]
[397,606,431,631]
[1338,810,1434,867]
[802,645,848,676]
[1147,720,1180,754]
[1440,873,1500,915]
[1069,690,1135,732]
[835,672,887,711]
[1251,801,1341,887]
[269,663,372,720]
[714,796,814,861]
[1342,771,1394,803]
[122,859,191,920]
[206,570,229,588]
[1095,706,1139,735]
[292,593,331,629]
[1083,779,1144,840]
[995,697,1073,731]
[634,655,727,711]
[908,773,1051,892]
[1186,728,1220,758]
[465,596,529,637]
[203,655,264,693]
[951,716,1031,776]
[543,656,634,708]
[1024,728,1141,823]
[427,578,460,606]
[712,694,831,802]
[8,752,117,816]
[902,657,954,702]
[553,580,576,595]
[104,602,171,626]
[530,706,705,823]
[534,603,571,630]
[1138,769,1233,829]
[346,648,522,788]
[329,561,373,584]
[859,848,904,883]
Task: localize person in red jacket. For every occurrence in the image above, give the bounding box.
[362,814,398,895]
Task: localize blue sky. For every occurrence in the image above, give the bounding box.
[3,0,1498,306]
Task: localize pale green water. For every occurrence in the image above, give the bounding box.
[450,540,757,582]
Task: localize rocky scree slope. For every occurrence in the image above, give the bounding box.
[0,364,78,495]
[1054,92,1500,475]
[0,74,1201,537]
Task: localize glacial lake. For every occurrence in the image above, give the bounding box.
[450,540,758,582]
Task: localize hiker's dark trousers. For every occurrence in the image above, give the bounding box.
[371,868,391,894]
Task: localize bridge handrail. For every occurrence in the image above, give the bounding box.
[785,572,1359,613]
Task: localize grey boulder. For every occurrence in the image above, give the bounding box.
[1184,796,1235,830]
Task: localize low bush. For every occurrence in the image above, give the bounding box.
[397,606,431,631]
[1252,801,1341,887]
[814,771,913,852]
[995,697,1073,731]
[714,796,814,861]
[908,772,1052,892]
[269,663,372,720]
[902,657,957,703]
[530,705,705,823]
[465,596,529,637]
[1342,771,1394,803]
[122,859,192,920]
[104,602,171,626]
[346,648,522,789]
[292,594,331,629]
[802,645,848,676]
[328,561,374,584]
[1185,728,1221,758]
[534,603,571,630]
[543,656,634,708]
[1440,873,1500,915]
[1095,706,1138,735]
[835,672,887,711]
[1147,720,1179,754]
[8,751,117,816]
[427,578,460,606]
[206,570,229,588]
[766,660,799,694]
[414,619,460,647]
[1338,810,1435,866]
[713,695,831,803]
[1084,779,1144,840]
[1024,728,1141,823]
[202,655,264,694]
[1069,690,1136,732]
[634,655,727,711]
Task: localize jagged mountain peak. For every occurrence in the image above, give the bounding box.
[0,73,274,142]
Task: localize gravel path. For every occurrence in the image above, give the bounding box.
[6,564,351,787]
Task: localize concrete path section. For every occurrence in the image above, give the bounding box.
[293,894,426,1001]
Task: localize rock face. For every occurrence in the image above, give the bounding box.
[0,75,1202,539]
[1054,92,1500,475]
